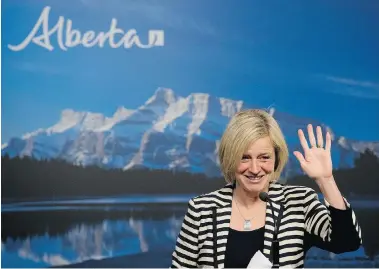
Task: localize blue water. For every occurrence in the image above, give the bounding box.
[2,216,181,268]
[3,193,379,211]
[1,195,379,268]
[1,194,197,212]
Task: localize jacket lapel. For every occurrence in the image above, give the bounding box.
[262,183,285,264]
[212,184,233,268]
[210,182,285,268]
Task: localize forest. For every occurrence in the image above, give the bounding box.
[1,149,378,202]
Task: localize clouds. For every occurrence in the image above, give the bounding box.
[324,75,379,100]
[326,76,379,89]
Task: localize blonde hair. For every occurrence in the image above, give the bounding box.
[218,109,289,184]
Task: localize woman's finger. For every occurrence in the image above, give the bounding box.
[316,126,324,148]
[325,131,332,152]
[298,129,310,153]
[293,151,306,165]
[307,124,317,148]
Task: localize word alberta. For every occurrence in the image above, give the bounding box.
[8,6,164,52]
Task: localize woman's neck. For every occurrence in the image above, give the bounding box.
[233,184,268,209]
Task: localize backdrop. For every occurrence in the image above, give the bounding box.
[2,0,379,268]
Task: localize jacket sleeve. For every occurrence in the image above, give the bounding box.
[303,188,362,254]
[170,198,200,268]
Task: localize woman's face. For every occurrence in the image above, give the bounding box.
[235,136,276,194]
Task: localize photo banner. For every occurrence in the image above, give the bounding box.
[2,1,378,268]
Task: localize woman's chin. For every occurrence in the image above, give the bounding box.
[239,176,268,193]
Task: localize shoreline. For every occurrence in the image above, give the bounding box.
[3,194,379,212]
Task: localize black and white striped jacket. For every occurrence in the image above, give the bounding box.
[170,182,362,268]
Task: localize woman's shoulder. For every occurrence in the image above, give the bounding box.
[271,182,318,200]
[189,183,234,209]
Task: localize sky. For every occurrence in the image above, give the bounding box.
[2,0,379,143]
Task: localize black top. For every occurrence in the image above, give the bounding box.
[224,226,265,268]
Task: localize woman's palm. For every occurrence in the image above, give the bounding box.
[293,124,333,180]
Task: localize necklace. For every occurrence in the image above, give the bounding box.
[234,199,254,231]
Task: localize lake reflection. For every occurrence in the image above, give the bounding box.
[1,204,185,268]
[2,197,379,268]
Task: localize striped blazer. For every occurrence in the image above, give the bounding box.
[170,182,362,268]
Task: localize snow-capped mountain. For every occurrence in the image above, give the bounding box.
[2,87,378,178]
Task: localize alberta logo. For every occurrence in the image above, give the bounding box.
[8,6,165,52]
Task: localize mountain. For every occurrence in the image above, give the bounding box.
[2,87,378,178]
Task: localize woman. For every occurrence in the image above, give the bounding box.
[170,109,362,268]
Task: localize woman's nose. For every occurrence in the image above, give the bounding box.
[249,159,260,174]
